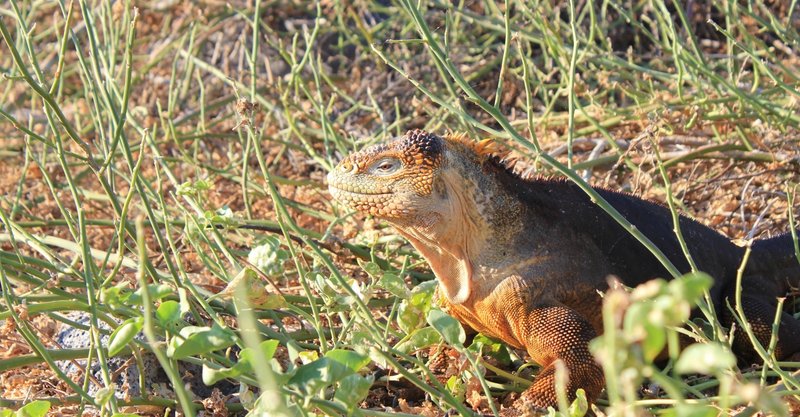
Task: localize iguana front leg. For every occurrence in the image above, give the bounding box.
[506,303,604,411]
[440,280,604,411]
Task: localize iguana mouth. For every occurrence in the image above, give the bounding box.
[328,185,393,197]
[329,184,414,220]
[330,185,394,196]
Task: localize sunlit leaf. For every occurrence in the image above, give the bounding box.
[156,300,183,332]
[395,327,442,353]
[675,343,736,375]
[334,374,373,410]
[128,284,174,305]
[378,272,410,298]
[15,401,50,417]
[202,340,280,385]
[325,349,370,373]
[168,324,236,359]
[108,317,143,356]
[427,309,465,347]
[568,389,588,417]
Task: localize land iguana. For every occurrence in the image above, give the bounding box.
[327,129,800,412]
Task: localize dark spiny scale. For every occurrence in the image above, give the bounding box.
[366,144,389,156]
[359,144,389,166]
[403,129,443,164]
[344,144,387,173]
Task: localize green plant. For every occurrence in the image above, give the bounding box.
[1,1,798,416]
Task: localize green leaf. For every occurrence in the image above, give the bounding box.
[630,279,666,302]
[257,294,288,309]
[445,375,465,401]
[201,361,239,385]
[288,352,365,397]
[15,401,50,417]
[358,260,382,279]
[215,206,233,221]
[248,236,289,277]
[128,284,174,305]
[240,339,280,364]
[95,386,116,407]
[289,357,354,396]
[202,340,279,385]
[215,267,287,309]
[334,374,373,411]
[675,343,736,375]
[156,300,183,332]
[378,272,410,298]
[640,321,666,362]
[414,280,439,294]
[248,391,295,417]
[427,309,465,347]
[101,283,132,306]
[625,301,667,361]
[324,349,370,373]
[661,403,718,417]
[568,389,588,417]
[397,299,423,334]
[1,410,12,417]
[397,282,436,333]
[395,327,442,353]
[176,181,196,196]
[359,261,411,299]
[469,334,511,366]
[669,272,713,304]
[298,350,319,364]
[108,317,143,356]
[314,273,338,298]
[194,179,211,191]
[168,324,236,359]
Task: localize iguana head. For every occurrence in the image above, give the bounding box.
[328,129,521,304]
[326,129,445,220]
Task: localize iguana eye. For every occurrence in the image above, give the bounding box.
[370,158,400,175]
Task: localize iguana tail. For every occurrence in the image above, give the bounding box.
[724,231,800,362]
[749,230,800,291]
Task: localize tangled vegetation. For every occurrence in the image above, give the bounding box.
[1,1,798,416]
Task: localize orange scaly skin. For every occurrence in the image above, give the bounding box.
[327,130,800,413]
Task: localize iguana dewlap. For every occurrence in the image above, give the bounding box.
[327,129,800,411]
